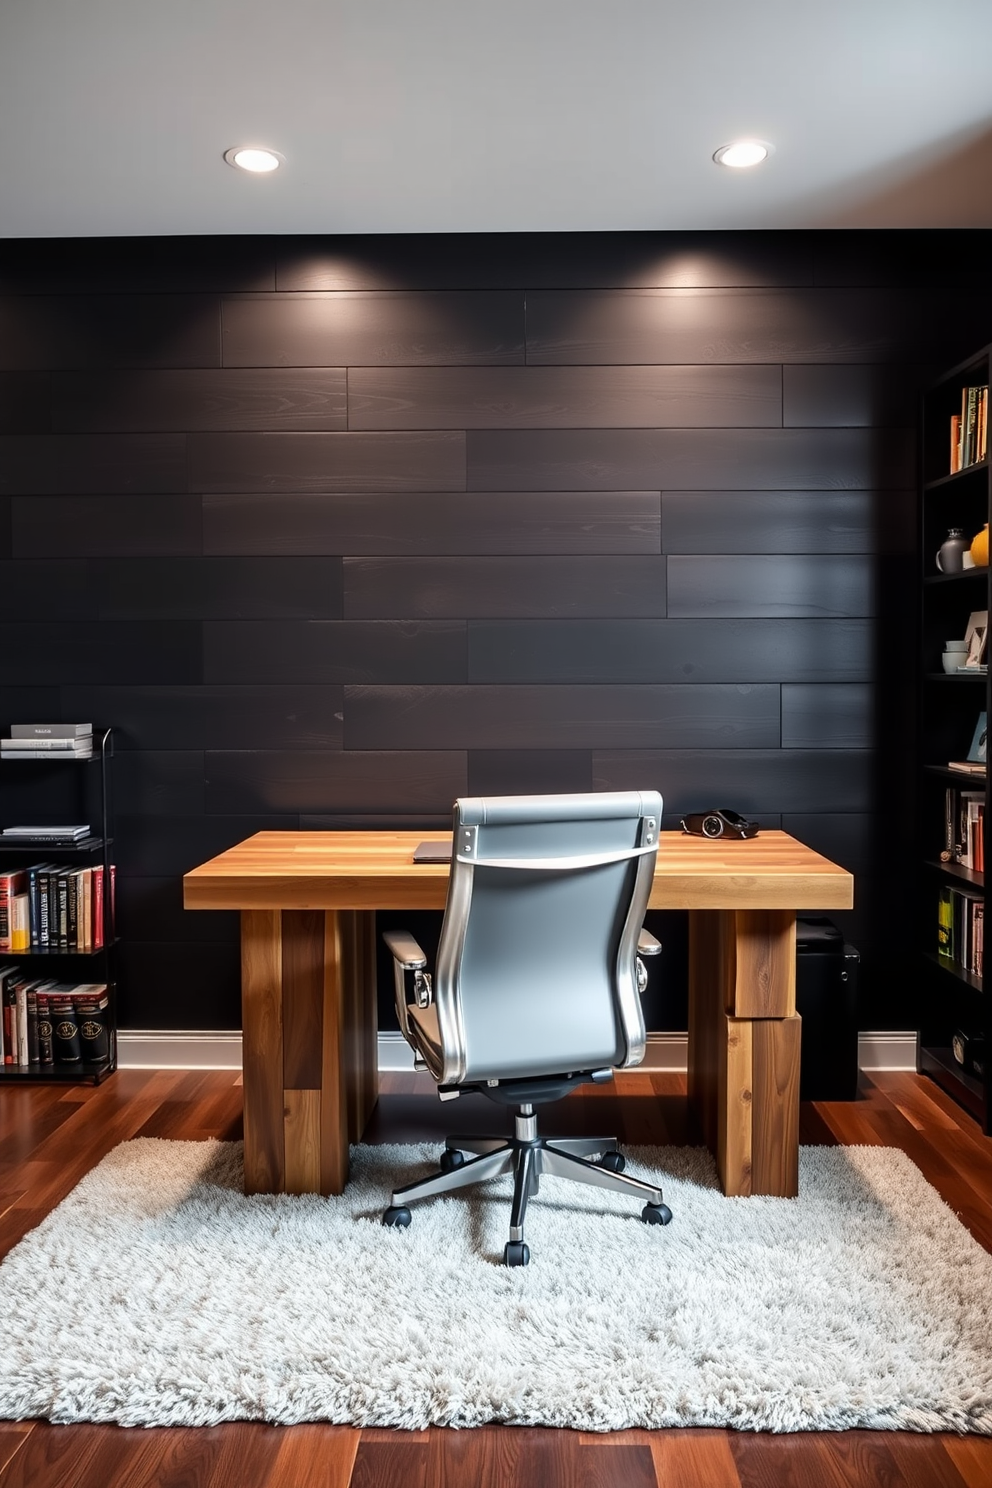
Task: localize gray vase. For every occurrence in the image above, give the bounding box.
[936,528,969,574]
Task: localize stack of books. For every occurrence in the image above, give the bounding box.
[0,971,110,1068]
[1,826,92,847]
[950,384,989,472]
[0,863,113,954]
[0,724,93,761]
[937,885,984,980]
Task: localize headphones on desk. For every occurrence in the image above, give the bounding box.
[680,808,759,840]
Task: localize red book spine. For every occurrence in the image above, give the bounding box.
[2,981,15,1065]
[92,868,105,949]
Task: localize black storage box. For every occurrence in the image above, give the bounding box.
[796,917,860,1101]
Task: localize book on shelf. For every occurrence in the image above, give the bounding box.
[9,724,92,739]
[0,742,93,760]
[0,966,15,1064]
[0,738,93,753]
[947,761,986,775]
[2,826,90,839]
[0,969,110,1069]
[944,786,985,871]
[1,750,93,761]
[950,384,989,472]
[26,863,52,950]
[0,869,27,954]
[10,893,29,953]
[937,884,985,979]
[0,970,47,1066]
[0,863,111,955]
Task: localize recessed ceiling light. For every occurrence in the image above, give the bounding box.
[224,147,284,174]
[713,140,772,169]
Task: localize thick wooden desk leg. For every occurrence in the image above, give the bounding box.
[240,907,379,1197]
[242,909,287,1195]
[321,908,379,1195]
[687,909,800,1198]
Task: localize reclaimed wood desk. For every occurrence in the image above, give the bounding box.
[183,829,853,1200]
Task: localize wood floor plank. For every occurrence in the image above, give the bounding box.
[439,1426,577,1488]
[0,1423,143,1488]
[425,1426,533,1488]
[0,1090,85,1159]
[0,1426,32,1479]
[131,1071,236,1141]
[3,1423,290,1488]
[261,1424,360,1488]
[576,1439,658,1488]
[802,1430,943,1488]
[883,1433,973,1488]
[645,1429,741,1487]
[730,1431,891,1488]
[0,1207,47,1257]
[942,1435,992,1488]
[350,1435,427,1488]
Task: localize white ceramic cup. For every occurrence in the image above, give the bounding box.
[943,651,963,673]
[945,640,970,653]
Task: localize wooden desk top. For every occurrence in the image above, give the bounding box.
[183,829,853,913]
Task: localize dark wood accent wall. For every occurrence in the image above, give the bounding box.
[1,230,989,1032]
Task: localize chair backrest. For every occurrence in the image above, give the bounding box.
[432,790,662,1086]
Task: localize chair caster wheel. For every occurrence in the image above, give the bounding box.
[503,1241,530,1267]
[382,1205,412,1228]
[641,1202,672,1226]
[439,1148,465,1174]
[599,1151,626,1173]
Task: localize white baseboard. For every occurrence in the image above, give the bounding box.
[376,1031,415,1071]
[118,1029,920,1075]
[117,1031,244,1070]
[857,1031,917,1071]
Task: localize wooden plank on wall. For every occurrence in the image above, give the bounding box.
[342,555,668,619]
[202,490,661,557]
[348,364,782,429]
[342,683,780,752]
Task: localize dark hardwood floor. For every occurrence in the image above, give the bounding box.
[1,1066,991,1487]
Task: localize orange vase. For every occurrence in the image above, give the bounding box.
[970,523,989,568]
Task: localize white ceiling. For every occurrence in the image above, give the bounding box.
[3,0,992,239]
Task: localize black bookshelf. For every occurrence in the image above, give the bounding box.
[918,350,991,1130]
[0,727,117,1085]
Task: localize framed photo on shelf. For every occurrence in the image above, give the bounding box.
[967,711,988,764]
[964,609,988,645]
[965,624,988,667]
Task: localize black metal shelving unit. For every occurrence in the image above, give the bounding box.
[0,727,117,1084]
[918,349,991,1131]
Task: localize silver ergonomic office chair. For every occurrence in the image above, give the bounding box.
[381,790,672,1266]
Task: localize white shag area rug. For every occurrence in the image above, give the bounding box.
[0,1138,990,1434]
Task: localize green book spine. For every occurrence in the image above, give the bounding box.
[937,886,954,959]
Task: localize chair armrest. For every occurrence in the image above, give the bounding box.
[383,930,428,969]
[638,929,662,956]
[382,929,432,1048]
